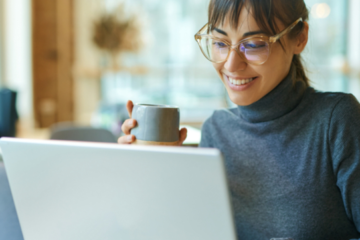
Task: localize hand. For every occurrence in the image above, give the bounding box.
[117,100,188,146]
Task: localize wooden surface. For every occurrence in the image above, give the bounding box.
[32,0,74,128]
[56,0,74,123]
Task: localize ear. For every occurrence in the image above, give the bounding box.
[293,21,309,54]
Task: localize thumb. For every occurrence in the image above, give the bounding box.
[178,128,187,146]
[126,100,134,118]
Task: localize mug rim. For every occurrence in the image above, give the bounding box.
[134,103,179,109]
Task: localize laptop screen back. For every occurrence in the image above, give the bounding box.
[0,138,236,240]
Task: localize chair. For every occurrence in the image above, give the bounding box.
[0,156,24,240]
[50,123,117,143]
[0,88,18,137]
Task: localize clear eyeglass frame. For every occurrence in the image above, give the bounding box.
[194,17,303,65]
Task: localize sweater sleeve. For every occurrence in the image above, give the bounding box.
[199,116,214,148]
[328,94,360,236]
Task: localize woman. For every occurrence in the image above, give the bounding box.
[118,0,360,239]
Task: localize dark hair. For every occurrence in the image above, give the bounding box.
[208,0,310,87]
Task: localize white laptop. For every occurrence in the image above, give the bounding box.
[0,137,237,240]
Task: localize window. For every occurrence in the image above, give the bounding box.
[99,0,227,124]
[96,0,359,133]
[303,0,348,92]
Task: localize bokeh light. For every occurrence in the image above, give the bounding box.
[311,3,331,19]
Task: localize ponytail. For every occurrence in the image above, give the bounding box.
[292,54,310,87]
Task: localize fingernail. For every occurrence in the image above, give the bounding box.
[127,135,133,142]
[128,120,133,126]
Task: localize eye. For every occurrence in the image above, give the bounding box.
[213,41,227,48]
[243,41,267,49]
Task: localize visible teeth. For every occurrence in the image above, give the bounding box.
[229,77,254,85]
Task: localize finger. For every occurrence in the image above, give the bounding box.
[117,135,135,144]
[178,128,188,146]
[121,119,137,135]
[126,100,134,118]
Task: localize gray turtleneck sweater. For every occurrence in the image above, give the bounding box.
[199,70,360,240]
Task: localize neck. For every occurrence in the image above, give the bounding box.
[237,66,307,123]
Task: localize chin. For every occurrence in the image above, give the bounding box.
[228,94,256,106]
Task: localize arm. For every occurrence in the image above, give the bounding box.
[328,94,360,237]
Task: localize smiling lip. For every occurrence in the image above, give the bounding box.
[224,74,258,91]
[226,75,256,80]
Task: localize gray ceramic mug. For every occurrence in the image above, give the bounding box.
[130,104,180,145]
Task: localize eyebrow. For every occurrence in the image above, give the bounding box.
[214,28,227,36]
[243,31,266,37]
[213,28,266,37]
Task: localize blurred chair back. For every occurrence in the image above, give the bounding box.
[50,123,117,143]
[0,88,18,137]
[0,157,24,240]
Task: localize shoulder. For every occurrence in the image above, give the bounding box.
[309,90,360,116]
[324,92,360,130]
[316,91,360,157]
[307,89,353,106]
[329,93,360,116]
[303,89,359,117]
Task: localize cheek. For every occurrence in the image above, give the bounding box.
[262,45,292,78]
[273,42,295,67]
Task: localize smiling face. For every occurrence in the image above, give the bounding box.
[212,7,299,106]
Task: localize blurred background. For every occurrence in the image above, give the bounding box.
[0,0,359,143]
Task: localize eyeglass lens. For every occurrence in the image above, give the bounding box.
[199,37,270,64]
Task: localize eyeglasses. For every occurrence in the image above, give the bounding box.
[194,17,303,65]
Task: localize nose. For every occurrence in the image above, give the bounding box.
[224,48,247,72]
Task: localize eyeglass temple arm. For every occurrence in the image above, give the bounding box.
[269,18,303,43]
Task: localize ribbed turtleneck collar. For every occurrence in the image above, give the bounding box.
[237,66,307,123]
